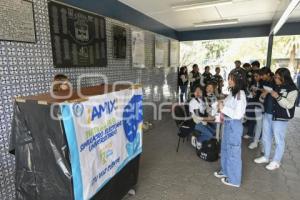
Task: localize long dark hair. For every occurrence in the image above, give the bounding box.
[259,67,274,78]
[191,86,204,100]
[228,69,247,97]
[179,66,187,75]
[275,68,297,88]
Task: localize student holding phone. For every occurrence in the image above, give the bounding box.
[255,68,298,170]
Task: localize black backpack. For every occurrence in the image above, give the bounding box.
[196,139,220,162]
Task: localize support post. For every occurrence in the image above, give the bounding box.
[266,34,274,68]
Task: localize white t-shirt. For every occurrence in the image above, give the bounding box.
[189,98,206,116]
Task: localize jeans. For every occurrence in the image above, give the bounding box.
[195,123,215,142]
[179,85,187,103]
[253,107,263,142]
[262,113,288,163]
[221,119,243,186]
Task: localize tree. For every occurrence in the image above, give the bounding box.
[273,35,300,73]
[202,40,230,61]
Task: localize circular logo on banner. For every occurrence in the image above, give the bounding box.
[73,103,84,117]
[123,95,143,143]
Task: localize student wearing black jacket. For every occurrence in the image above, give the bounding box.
[255,68,298,171]
[248,70,264,149]
[178,66,188,103]
[202,66,213,85]
[189,64,202,92]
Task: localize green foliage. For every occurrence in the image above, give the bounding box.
[180,35,300,72]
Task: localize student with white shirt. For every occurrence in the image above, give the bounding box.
[189,86,216,144]
[214,70,247,188]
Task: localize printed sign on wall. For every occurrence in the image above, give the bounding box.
[113,25,127,59]
[48,1,107,67]
[132,30,145,68]
[170,40,180,68]
[155,35,169,68]
[60,88,143,200]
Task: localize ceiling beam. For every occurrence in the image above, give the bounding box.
[270,0,300,35]
[177,22,300,41]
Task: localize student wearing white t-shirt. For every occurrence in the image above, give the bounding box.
[189,87,216,143]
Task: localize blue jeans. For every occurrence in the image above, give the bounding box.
[195,123,215,142]
[262,113,288,163]
[221,119,243,186]
[179,85,187,103]
[254,107,263,142]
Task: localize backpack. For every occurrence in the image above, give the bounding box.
[196,139,220,162]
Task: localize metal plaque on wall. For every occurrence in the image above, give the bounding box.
[113,25,127,59]
[0,0,36,43]
[48,1,107,67]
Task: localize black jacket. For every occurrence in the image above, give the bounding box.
[272,83,298,121]
[260,80,275,114]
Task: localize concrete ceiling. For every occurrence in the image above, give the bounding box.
[119,0,300,31]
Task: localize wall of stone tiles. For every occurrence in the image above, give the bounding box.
[0,0,179,199]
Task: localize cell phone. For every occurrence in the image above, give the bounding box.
[263,86,273,93]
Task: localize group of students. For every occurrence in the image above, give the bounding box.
[178,64,224,103]
[179,60,298,188]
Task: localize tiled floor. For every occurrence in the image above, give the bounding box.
[124,108,300,200]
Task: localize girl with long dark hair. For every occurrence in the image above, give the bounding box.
[178,66,188,103]
[214,70,247,187]
[255,68,298,170]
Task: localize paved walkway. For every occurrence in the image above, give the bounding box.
[124,109,300,200]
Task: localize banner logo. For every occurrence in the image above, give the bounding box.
[89,99,117,122]
[73,103,84,117]
[123,95,143,143]
[99,142,113,165]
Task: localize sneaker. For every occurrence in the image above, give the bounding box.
[266,161,280,171]
[221,178,240,188]
[196,141,202,150]
[248,141,258,149]
[214,171,226,178]
[128,189,136,196]
[254,156,269,164]
[243,135,251,139]
[191,136,197,148]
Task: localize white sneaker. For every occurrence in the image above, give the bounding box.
[191,136,197,148]
[221,178,240,188]
[243,135,251,139]
[128,189,136,196]
[248,141,258,149]
[254,156,269,164]
[266,161,280,171]
[214,171,227,179]
[196,141,202,150]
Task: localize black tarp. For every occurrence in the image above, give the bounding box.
[9,101,140,200]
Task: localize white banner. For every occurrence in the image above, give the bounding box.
[60,88,143,200]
